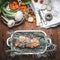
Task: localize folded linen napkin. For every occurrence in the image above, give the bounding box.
[31,0,60,28]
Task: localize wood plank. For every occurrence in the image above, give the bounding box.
[0,19,60,60]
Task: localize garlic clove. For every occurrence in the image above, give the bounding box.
[7,20,15,27]
[15,11,23,21]
[28,17,34,23]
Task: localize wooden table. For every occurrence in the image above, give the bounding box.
[0,18,60,60]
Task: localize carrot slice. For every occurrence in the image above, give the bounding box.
[15,41,20,46]
[32,42,39,47]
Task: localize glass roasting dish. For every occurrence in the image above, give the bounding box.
[6,30,56,57]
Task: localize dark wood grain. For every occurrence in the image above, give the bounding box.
[0,19,60,60]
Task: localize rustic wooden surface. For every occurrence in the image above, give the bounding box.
[0,18,60,60]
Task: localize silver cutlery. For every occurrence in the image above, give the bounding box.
[38,9,47,25]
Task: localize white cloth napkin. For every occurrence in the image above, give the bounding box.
[31,0,60,28]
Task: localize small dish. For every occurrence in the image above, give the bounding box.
[45,13,53,21]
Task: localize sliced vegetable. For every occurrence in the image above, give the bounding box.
[9,1,19,10]
[15,36,40,48]
[32,42,39,47]
[26,43,32,48]
[15,41,20,47]
[20,5,28,12]
[19,36,26,42]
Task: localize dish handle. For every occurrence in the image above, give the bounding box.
[39,45,47,54]
[46,37,52,47]
[6,37,11,47]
